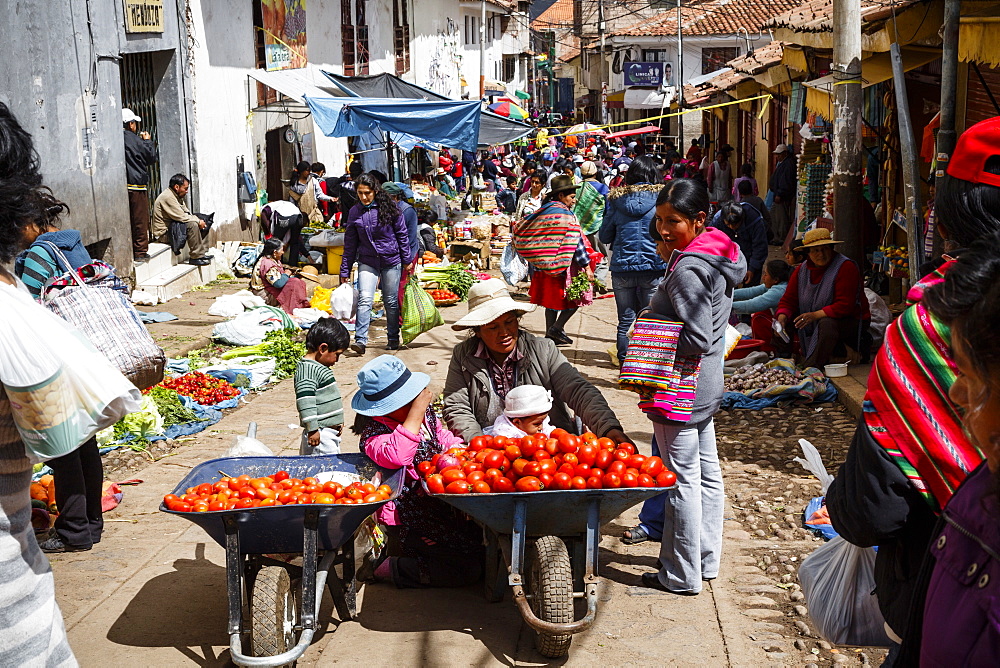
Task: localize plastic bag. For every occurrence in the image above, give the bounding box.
[222,435,273,457]
[0,283,141,461]
[212,308,286,346]
[208,290,265,317]
[794,439,835,493]
[401,275,444,345]
[330,283,358,321]
[310,286,333,313]
[500,243,529,285]
[799,536,891,647]
[723,324,742,359]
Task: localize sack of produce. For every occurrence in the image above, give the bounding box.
[401,275,444,345]
[0,283,142,461]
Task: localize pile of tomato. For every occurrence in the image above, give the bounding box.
[162,470,392,512]
[419,429,676,494]
[159,371,240,405]
[427,289,459,301]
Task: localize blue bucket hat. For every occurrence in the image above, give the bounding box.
[352,355,430,416]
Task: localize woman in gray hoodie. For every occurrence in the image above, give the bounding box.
[626,179,746,595]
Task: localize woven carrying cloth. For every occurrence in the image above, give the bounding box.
[512,200,582,276]
[619,314,702,422]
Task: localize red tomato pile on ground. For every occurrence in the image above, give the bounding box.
[162,470,392,512]
[427,289,459,301]
[418,429,677,494]
[159,371,240,405]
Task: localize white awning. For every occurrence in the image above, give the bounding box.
[248,67,342,103]
[624,87,676,110]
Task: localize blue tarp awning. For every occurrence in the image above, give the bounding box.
[304,96,483,153]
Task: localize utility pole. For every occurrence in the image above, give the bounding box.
[676,0,684,147]
[934,0,961,259]
[891,43,924,281]
[598,0,606,124]
[479,0,487,99]
[832,0,863,266]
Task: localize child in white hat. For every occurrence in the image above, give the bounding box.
[485,384,555,438]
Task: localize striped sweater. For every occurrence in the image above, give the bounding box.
[294,359,344,432]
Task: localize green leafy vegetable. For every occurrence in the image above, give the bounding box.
[148,386,200,427]
[419,263,477,299]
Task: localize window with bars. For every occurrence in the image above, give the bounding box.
[356,0,370,75]
[502,55,516,82]
[642,49,669,63]
[739,107,755,169]
[465,15,478,45]
[342,0,356,76]
[393,0,410,75]
[702,47,738,74]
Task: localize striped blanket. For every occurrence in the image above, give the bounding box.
[512,200,582,275]
[865,261,984,510]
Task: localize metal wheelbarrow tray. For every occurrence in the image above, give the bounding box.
[162,449,405,668]
[429,484,675,658]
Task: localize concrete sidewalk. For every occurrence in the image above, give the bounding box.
[52,292,792,667]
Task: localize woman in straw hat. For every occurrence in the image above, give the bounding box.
[513,174,600,345]
[773,227,870,368]
[443,278,631,445]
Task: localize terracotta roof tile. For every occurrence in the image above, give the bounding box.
[532,0,575,29]
[764,0,926,33]
[612,0,803,37]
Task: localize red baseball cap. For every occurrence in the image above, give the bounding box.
[946,116,1000,187]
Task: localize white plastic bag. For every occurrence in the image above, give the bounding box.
[0,283,142,461]
[794,438,835,493]
[799,536,891,647]
[330,283,358,321]
[222,435,273,457]
[500,243,529,285]
[201,358,276,389]
[208,290,266,317]
[212,309,285,346]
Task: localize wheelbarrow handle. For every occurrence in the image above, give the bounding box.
[511,579,599,636]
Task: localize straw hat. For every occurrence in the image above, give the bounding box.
[800,228,842,248]
[452,278,536,330]
[298,265,322,283]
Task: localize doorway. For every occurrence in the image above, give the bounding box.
[120,52,162,199]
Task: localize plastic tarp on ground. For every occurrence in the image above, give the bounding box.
[304,95,483,153]
[322,71,533,147]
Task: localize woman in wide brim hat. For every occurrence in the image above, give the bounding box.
[512,174,599,345]
[443,278,632,447]
[774,226,870,368]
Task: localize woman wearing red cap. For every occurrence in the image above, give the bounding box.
[825,116,1000,664]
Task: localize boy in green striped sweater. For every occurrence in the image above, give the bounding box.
[295,317,351,455]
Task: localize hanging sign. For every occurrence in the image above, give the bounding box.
[262,0,309,71]
[624,62,664,87]
[123,0,164,33]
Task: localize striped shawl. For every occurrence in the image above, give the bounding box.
[512,200,582,276]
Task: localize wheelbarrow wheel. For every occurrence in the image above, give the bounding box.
[528,535,573,658]
[251,565,298,666]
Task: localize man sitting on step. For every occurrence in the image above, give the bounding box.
[152,173,211,266]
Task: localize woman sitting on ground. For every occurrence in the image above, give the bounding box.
[250,237,311,314]
[443,278,632,445]
[774,228,870,368]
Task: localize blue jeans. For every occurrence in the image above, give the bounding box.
[611,271,663,361]
[356,262,401,345]
[637,418,724,593]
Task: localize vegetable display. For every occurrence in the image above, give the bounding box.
[221,329,305,380]
[418,430,676,494]
[724,365,799,394]
[159,371,240,405]
[162,470,392,512]
[419,263,478,299]
[565,274,605,303]
[427,288,459,302]
[147,386,201,426]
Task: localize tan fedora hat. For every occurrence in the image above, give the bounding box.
[298,265,323,283]
[452,278,536,330]
[799,227,842,248]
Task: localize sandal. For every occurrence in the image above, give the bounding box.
[641,572,699,595]
[621,525,659,545]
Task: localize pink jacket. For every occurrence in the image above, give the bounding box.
[362,415,464,525]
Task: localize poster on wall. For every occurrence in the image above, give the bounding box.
[624,62,664,87]
[262,0,308,71]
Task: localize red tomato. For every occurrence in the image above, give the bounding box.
[445,481,471,494]
[581,431,598,444]
[472,481,492,494]
[163,494,181,506]
[577,444,597,466]
[574,463,592,477]
[544,438,560,456]
[277,490,295,504]
[550,428,569,440]
[469,435,493,451]
[532,449,552,461]
[239,487,257,500]
[523,461,541,476]
[493,477,516,493]
[493,436,510,448]
[567,475,585,490]
[613,449,631,463]
[608,460,627,476]
[637,473,655,488]
[484,451,507,471]
[520,438,539,457]
[561,452,579,466]
[621,472,638,488]
[484,468,504,486]
[538,459,558,476]
[504,445,522,461]
[417,461,435,475]
[511,458,530,476]
[362,493,382,503]
[515,476,543,492]
[586,476,603,489]
[627,454,647,470]
[602,472,622,488]
[641,456,665,477]
[207,500,225,511]
[539,472,554,488]
[552,472,573,490]
[441,469,467,484]
[594,449,614,470]
[467,471,486,484]
[255,487,277,501]
[196,483,213,496]
[596,437,616,450]
[656,470,678,487]
[314,493,336,504]
[558,463,576,476]
[236,498,255,509]
[426,474,446,494]
[462,462,483,475]
[557,434,580,454]
[618,442,637,455]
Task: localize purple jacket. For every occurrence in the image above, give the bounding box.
[921,461,1000,666]
[340,203,408,279]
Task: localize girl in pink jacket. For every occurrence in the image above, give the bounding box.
[353,355,482,588]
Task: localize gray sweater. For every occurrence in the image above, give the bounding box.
[444,331,623,441]
[647,228,747,424]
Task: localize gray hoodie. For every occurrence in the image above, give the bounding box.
[647,227,747,424]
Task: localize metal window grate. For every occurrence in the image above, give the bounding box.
[120,51,162,200]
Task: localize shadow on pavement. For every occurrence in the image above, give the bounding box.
[106,543,233,667]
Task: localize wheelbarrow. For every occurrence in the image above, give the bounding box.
[160,427,405,667]
[429,484,673,658]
